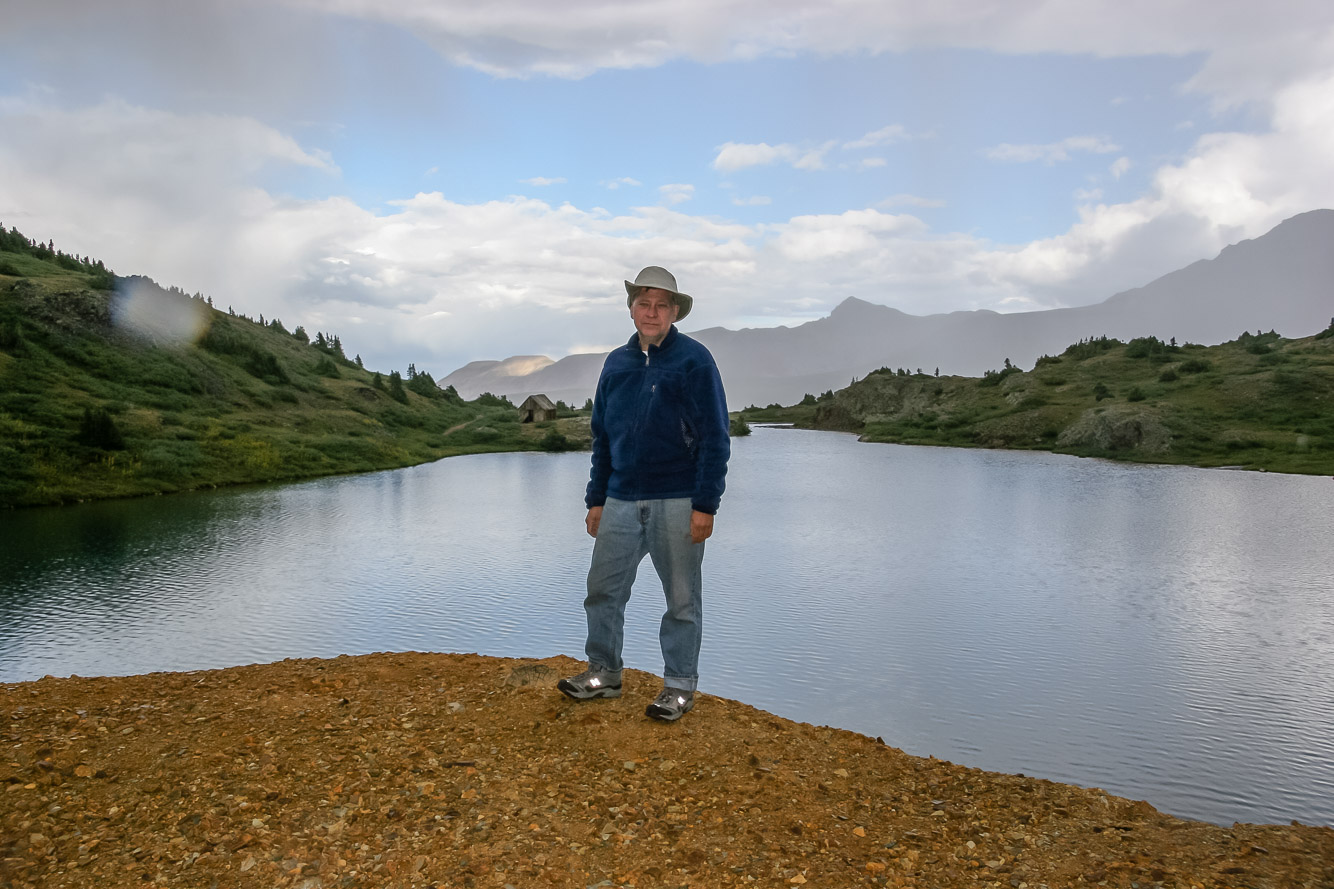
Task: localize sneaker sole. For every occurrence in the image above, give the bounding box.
[557,681,622,701]
[645,699,694,722]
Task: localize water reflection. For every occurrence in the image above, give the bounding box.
[1,427,1331,829]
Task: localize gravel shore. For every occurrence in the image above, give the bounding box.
[3,652,1331,888]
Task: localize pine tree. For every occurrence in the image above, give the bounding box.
[388,371,409,404]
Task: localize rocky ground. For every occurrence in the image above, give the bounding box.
[3,652,1331,889]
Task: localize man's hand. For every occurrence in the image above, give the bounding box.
[585,506,603,538]
[690,510,714,544]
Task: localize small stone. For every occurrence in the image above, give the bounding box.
[74,764,94,778]
[448,702,465,713]
[833,768,850,778]
[853,826,866,837]
[622,761,636,771]
[658,760,678,772]
[789,875,807,884]
[240,856,256,872]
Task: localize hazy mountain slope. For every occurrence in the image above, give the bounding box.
[439,210,1334,408]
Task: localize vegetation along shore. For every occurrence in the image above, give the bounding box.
[742,326,1334,476]
[0,229,592,510]
[3,652,1333,889]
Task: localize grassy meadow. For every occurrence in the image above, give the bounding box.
[0,235,589,509]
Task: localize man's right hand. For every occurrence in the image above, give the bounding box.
[585,506,603,538]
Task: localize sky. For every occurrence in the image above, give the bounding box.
[2,1,1333,377]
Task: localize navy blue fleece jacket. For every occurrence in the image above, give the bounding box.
[585,325,730,515]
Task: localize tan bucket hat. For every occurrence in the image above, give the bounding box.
[625,266,692,321]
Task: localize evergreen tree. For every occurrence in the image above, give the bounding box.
[292,326,309,344]
[388,371,409,404]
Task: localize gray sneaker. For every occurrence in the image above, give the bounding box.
[557,665,622,700]
[645,687,694,722]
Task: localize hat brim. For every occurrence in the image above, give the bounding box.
[625,282,692,321]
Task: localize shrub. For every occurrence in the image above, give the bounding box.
[979,365,1021,387]
[1033,354,1062,368]
[77,406,126,450]
[314,356,341,378]
[1062,336,1121,360]
[729,415,751,436]
[0,316,22,352]
[473,392,513,409]
[539,428,578,451]
[1093,382,1112,401]
[1158,368,1179,383]
[1180,359,1212,374]
[1126,387,1146,402]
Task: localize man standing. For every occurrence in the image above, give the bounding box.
[558,266,730,722]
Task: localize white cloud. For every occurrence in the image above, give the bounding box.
[843,124,912,150]
[713,140,833,172]
[602,177,641,189]
[858,157,888,170]
[731,195,772,206]
[659,183,695,205]
[982,135,1121,165]
[521,176,566,186]
[1109,157,1131,178]
[258,0,1334,111]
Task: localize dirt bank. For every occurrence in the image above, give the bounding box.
[3,652,1331,888]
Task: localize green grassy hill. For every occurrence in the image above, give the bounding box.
[742,329,1334,474]
[0,230,590,508]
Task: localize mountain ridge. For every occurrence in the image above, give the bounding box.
[438,209,1334,407]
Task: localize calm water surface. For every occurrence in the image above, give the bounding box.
[2,427,1331,828]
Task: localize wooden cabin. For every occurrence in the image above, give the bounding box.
[518,394,557,423]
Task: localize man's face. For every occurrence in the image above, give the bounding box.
[631,288,680,345]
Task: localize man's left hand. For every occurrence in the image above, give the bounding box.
[690,510,714,544]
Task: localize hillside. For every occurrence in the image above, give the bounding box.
[750,328,1334,475]
[0,231,590,509]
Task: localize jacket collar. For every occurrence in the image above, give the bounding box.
[626,324,678,355]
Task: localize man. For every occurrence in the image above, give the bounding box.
[557,266,730,722]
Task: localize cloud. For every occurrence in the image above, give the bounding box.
[659,183,695,205]
[712,140,833,172]
[602,177,641,189]
[843,124,912,150]
[521,176,566,186]
[982,135,1121,165]
[253,0,1334,111]
[1109,157,1131,179]
[731,195,772,206]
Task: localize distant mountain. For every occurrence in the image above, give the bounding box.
[439,209,1334,408]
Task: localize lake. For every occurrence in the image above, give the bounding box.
[2,426,1331,828]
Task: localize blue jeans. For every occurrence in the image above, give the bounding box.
[584,497,704,692]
